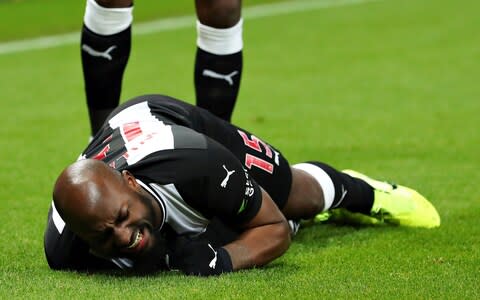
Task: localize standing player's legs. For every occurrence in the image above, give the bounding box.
[194,0,243,122]
[81,0,133,136]
[81,0,243,136]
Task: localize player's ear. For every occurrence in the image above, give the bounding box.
[121,170,138,189]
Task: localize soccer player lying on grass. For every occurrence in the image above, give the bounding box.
[44,94,441,276]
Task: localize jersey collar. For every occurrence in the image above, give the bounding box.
[136,179,166,232]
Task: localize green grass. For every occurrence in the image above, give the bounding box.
[1,0,479,298]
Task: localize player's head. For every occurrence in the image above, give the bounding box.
[52,159,163,259]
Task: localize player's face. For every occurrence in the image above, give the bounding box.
[72,172,162,259]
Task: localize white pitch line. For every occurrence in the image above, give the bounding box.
[0,0,378,55]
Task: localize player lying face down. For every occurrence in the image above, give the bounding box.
[45,95,440,276]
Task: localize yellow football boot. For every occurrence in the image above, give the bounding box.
[335,170,441,228]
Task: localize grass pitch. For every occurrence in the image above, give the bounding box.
[0,0,479,298]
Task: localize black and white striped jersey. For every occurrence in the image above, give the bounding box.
[84,98,262,235]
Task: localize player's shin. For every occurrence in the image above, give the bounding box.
[194,19,243,121]
[82,0,133,135]
[292,162,374,214]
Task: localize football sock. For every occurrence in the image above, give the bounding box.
[293,162,374,214]
[82,0,133,135]
[194,19,243,122]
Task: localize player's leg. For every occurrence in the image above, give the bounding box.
[81,0,133,136]
[140,96,440,229]
[194,0,243,121]
[282,162,375,220]
[283,163,441,228]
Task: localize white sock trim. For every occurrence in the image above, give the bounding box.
[84,0,133,36]
[196,18,243,55]
[292,163,336,211]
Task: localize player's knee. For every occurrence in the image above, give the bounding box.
[196,0,241,28]
[282,168,324,219]
[297,196,323,219]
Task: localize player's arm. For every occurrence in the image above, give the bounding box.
[169,184,291,276]
[168,137,291,275]
[222,187,291,271]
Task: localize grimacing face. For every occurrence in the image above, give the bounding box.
[66,171,162,259]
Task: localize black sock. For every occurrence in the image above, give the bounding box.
[194,48,242,122]
[81,24,131,135]
[308,162,374,214]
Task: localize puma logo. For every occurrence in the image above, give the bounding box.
[82,44,117,61]
[208,244,217,269]
[221,165,236,188]
[202,69,239,86]
[334,185,348,208]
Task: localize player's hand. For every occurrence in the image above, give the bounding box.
[168,238,233,276]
